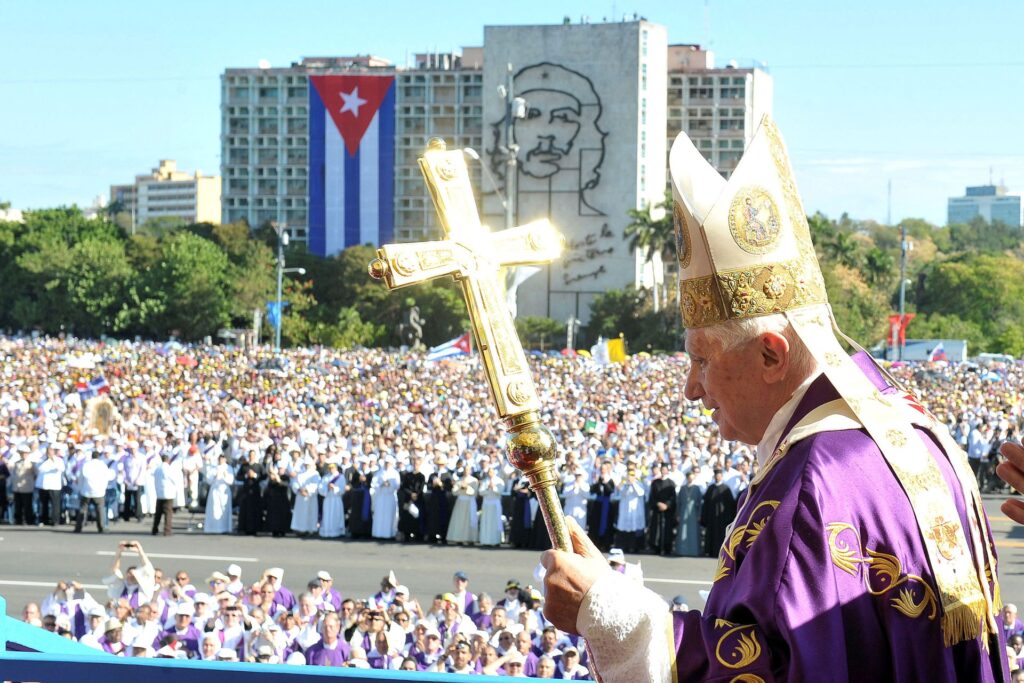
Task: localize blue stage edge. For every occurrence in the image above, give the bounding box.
[0,594,468,682]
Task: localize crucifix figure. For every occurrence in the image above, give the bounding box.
[368,137,571,550]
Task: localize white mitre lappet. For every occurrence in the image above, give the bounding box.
[668,115,996,646]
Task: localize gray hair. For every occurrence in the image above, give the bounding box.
[695,305,824,381]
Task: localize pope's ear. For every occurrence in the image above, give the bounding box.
[759,331,790,383]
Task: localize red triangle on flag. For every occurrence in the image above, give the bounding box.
[310,75,395,157]
[454,333,471,354]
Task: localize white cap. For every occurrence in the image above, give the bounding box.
[266,567,284,580]
[227,564,242,577]
[285,651,307,666]
[316,570,332,581]
[394,585,409,596]
[175,603,194,617]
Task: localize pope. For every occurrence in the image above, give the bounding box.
[541,116,1005,682]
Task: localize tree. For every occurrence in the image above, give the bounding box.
[824,231,862,269]
[587,286,681,353]
[624,189,675,263]
[819,264,889,347]
[146,232,233,340]
[515,316,565,350]
[863,247,895,288]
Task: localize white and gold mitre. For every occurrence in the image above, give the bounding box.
[669,115,827,328]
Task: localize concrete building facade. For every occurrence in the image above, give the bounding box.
[111,160,221,228]
[665,45,773,177]
[481,21,668,323]
[948,184,1021,227]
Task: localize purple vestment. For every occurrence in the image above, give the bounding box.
[305,638,351,666]
[671,355,1006,681]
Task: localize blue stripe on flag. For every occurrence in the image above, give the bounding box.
[344,145,361,248]
[378,82,396,245]
[308,85,327,257]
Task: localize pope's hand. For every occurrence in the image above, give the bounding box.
[997,441,1024,523]
[540,517,609,634]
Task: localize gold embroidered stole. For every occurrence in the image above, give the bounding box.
[784,307,996,647]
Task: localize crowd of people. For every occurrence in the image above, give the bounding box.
[15,536,1024,675]
[0,335,1022,557]
[18,538,668,673]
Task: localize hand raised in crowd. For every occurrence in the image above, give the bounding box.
[998,441,1024,523]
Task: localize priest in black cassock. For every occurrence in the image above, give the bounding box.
[646,462,677,555]
[235,450,264,536]
[398,467,426,543]
[700,467,736,557]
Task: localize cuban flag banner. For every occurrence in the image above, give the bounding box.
[308,74,395,257]
[425,333,472,362]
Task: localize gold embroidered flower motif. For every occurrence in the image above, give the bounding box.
[715,624,763,669]
[827,522,938,621]
[714,501,780,583]
[762,273,787,299]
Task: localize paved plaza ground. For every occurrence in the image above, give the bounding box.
[2,493,1024,620]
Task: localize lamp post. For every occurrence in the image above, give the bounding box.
[273,224,306,352]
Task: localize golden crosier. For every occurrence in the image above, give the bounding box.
[367,138,570,552]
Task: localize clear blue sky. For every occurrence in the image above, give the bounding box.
[2,0,1021,226]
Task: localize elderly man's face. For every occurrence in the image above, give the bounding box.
[684,328,768,445]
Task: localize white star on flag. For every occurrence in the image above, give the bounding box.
[339,87,367,117]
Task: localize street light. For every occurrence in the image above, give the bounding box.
[274,224,289,351]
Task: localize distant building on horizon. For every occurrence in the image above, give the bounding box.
[110,160,222,229]
[947,183,1021,228]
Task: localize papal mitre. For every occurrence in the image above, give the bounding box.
[669,115,827,329]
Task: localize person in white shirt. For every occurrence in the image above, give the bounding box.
[152,454,182,536]
[75,452,111,533]
[35,446,64,526]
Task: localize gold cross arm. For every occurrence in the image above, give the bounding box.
[368,139,563,422]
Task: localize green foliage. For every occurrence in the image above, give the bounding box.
[819,264,890,346]
[146,232,233,340]
[948,217,1021,253]
[915,254,1024,354]
[516,316,565,350]
[587,286,681,353]
[906,313,986,351]
[624,189,675,263]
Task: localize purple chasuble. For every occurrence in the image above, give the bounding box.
[670,353,1006,682]
[305,639,351,666]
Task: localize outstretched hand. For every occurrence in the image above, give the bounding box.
[997,441,1024,523]
[540,517,611,633]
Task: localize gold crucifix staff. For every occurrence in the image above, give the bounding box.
[368,138,571,552]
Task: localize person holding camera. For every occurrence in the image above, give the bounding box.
[101,541,155,609]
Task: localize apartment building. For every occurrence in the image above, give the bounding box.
[110,159,221,227]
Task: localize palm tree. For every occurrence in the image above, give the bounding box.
[625,190,675,311]
[625,189,675,263]
[826,231,862,269]
[863,247,895,286]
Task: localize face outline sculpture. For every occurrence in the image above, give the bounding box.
[490,62,607,214]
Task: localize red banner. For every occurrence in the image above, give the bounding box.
[886,313,916,345]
